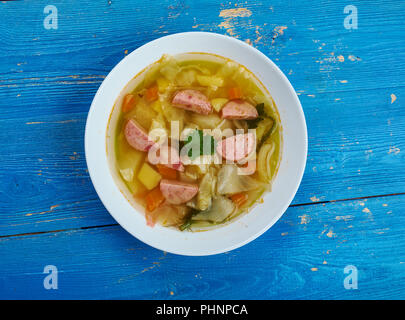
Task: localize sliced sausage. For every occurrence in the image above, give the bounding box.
[148,145,184,172]
[160,179,199,204]
[172,90,212,115]
[221,100,258,120]
[124,119,156,152]
[217,132,256,162]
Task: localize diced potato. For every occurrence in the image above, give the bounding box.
[197,75,224,87]
[156,77,170,93]
[211,98,228,112]
[137,163,162,190]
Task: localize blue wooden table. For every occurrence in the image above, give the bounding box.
[1,0,404,300]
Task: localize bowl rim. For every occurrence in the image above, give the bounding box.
[85,31,308,256]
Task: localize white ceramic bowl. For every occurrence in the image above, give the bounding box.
[85,32,307,256]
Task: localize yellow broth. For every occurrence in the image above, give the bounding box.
[114,53,282,230]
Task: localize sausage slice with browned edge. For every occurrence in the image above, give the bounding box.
[217,132,256,162]
[160,179,199,204]
[221,100,258,120]
[172,90,212,115]
[124,119,156,152]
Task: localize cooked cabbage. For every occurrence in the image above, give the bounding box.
[127,99,156,130]
[196,75,224,88]
[149,114,168,144]
[176,69,197,86]
[216,61,239,78]
[192,196,235,223]
[180,64,211,75]
[190,113,222,129]
[119,168,134,182]
[161,102,186,137]
[255,118,274,144]
[159,55,180,81]
[154,204,190,227]
[257,143,275,182]
[217,164,264,195]
[197,171,213,210]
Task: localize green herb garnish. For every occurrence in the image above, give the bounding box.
[183,129,216,160]
[246,103,276,147]
[256,103,265,116]
[179,220,192,231]
[179,209,201,231]
[247,103,265,129]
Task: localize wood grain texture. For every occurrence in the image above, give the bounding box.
[0,0,404,299]
[1,194,404,299]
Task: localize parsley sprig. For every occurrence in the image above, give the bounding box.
[183,129,216,160]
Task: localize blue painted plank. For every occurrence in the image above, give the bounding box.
[1,83,404,236]
[0,0,404,236]
[0,0,404,300]
[1,0,404,94]
[1,194,404,299]
[0,112,115,236]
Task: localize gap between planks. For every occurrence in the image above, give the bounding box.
[2,192,405,240]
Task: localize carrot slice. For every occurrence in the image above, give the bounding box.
[228,87,242,100]
[145,85,159,102]
[156,164,177,180]
[145,187,165,212]
[122,94,136,113]
[230,193,248,207]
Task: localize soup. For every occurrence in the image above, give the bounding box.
[113,53,282,231]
